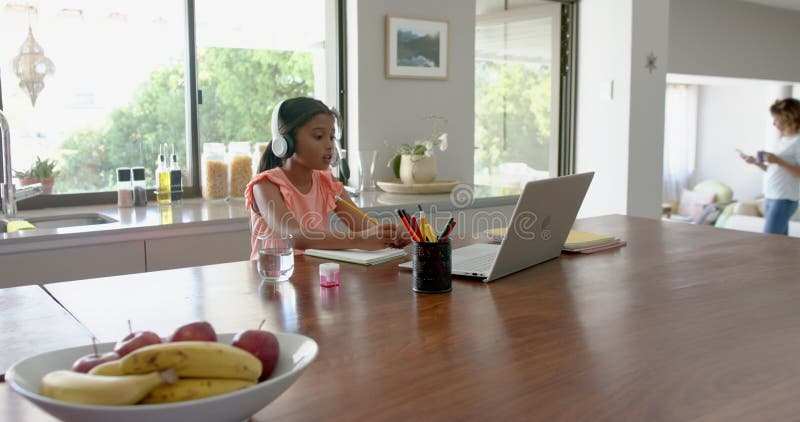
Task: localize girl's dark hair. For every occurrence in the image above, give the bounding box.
[770,98,800,133]
[258,97,340,173]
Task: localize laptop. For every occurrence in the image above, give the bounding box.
[399,172,594,282]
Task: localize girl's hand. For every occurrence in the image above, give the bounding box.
[742,154,756,164]
[356,223,401,250]
[390,228,412,248]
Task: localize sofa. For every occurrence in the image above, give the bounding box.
[716,198,800,237]
[664,180,734,224]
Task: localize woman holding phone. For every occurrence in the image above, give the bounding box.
[739,98,800,235]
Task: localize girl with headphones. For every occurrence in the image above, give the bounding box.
[245,97,410,259]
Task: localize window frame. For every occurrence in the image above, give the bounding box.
[8,0,346,210]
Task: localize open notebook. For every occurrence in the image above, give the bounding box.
[304,248,407,265]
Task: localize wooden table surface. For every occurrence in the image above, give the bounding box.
[4,215,800,421]
[0,285,90,377]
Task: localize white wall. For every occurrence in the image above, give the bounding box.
[575,0,632,217]
[627,0,669,218]
[692,82,792,201]
[576,0,669,219]
[346,0,475,185]
[669,0,800,81]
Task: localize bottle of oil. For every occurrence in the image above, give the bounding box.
[156,144,171,204]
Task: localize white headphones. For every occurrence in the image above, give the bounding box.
[270,100,294,158]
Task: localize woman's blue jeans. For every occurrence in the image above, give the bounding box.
[763,198,798,235]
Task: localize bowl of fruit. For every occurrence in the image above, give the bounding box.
[5,321,318,422]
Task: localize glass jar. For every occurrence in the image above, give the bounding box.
[116,167,133,208]
[227,141,252,198]
[132,166,147,206]
[253,142,269,175]
[201,142,228,200]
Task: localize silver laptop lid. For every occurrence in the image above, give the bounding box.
[484,172,593,281]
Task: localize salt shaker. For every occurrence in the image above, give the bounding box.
[116,167,133,208]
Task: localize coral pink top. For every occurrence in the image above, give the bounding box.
[245,167,343,259]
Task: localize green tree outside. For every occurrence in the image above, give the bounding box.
[474,60,551,183]
[57,48,313,193]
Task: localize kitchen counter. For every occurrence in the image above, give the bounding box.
[0,185,520,254]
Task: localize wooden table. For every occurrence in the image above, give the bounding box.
[4,215,800,421]
[0,285,90,377]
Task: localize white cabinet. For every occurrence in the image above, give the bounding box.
[0,241,146,289]
[144,230,251,272]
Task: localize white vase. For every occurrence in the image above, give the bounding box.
[399,154,437,184]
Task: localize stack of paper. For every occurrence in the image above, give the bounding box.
[562,230,626,253]
[483,228,626,254]
[303,248,407,265]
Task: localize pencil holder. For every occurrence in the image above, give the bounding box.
[411,240,452,294]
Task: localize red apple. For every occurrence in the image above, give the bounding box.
[169,321,217,342]
[71,351,120,373]
[232,329,279,381]
[114,331,162,357]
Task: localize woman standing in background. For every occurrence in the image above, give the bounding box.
[740,98,800,235]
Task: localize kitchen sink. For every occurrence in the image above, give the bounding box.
[0,213,118,233]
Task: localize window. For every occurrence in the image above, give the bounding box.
[474,3,562,189]
[0,1,186,195]
[0,0,341,202]
[194,0,339,160]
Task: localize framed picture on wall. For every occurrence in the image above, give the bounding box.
[385,16,449,80]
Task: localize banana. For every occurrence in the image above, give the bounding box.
[89,360,123,376]
[40,369,177,406]
[140,378,256,404]
[111,341,261,382]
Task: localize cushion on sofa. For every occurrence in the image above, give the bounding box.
[693,180,733,203]
[735,200,761,217]
[678,189,716,221]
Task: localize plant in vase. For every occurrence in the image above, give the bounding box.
[388,115,448,185]
[13,156,58,194]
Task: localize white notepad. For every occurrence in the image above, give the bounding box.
[303,248,407,265]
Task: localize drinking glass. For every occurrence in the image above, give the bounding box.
[355,149,378,194]
[257,233,294,282]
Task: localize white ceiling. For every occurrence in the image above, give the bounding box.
[739,0,800,12]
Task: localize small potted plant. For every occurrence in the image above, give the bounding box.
[13,156,58,194]
[388,116,448,184]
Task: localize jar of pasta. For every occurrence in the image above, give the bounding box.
[227,142,253,198]
[201,142,228,200]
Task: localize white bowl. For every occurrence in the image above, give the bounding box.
[6,332,318,422]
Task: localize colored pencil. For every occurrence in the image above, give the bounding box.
[420,212,431,242]
[336,196,378,225]
[439,219,457,242]
[409,215,423,241]
[396,209,420,242]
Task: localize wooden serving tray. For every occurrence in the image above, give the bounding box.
[376,179,459,194]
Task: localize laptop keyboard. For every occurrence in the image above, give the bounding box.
[452,246,499,273]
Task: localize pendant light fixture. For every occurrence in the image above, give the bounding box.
[12,25,55,107]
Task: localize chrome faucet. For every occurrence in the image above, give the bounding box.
[1,109,43,217]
